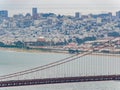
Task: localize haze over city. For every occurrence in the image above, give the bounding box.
[0,0,120,90]
[0,0,120,16]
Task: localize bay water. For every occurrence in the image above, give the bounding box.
[0,50,120,90]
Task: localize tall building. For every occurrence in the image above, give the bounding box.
[108,12,112,17]
[0,10,8,18]
[75,12,80,18]
[32,8,38,19]
[116,11,120,19]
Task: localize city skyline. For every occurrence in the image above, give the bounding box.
[0,0,120,16]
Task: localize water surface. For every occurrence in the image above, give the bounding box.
[0,50,120,90]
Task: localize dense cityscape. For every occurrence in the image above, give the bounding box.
[0,8,120,53]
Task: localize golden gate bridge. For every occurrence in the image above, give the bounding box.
[0,37,120,88]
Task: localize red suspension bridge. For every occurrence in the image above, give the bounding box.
[0,38,120,88]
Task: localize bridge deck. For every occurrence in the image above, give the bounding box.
[0,75,120,88]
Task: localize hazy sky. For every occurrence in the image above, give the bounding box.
[0,0,120,16]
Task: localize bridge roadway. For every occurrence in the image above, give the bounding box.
[0,74,120,88]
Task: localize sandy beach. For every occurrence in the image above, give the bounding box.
[0,47,52,54]
[0,47,69,55]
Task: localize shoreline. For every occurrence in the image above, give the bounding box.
[0,47,120,57]
[0,47,69,55]
[91,52,120,57]
[0,47,57,54]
